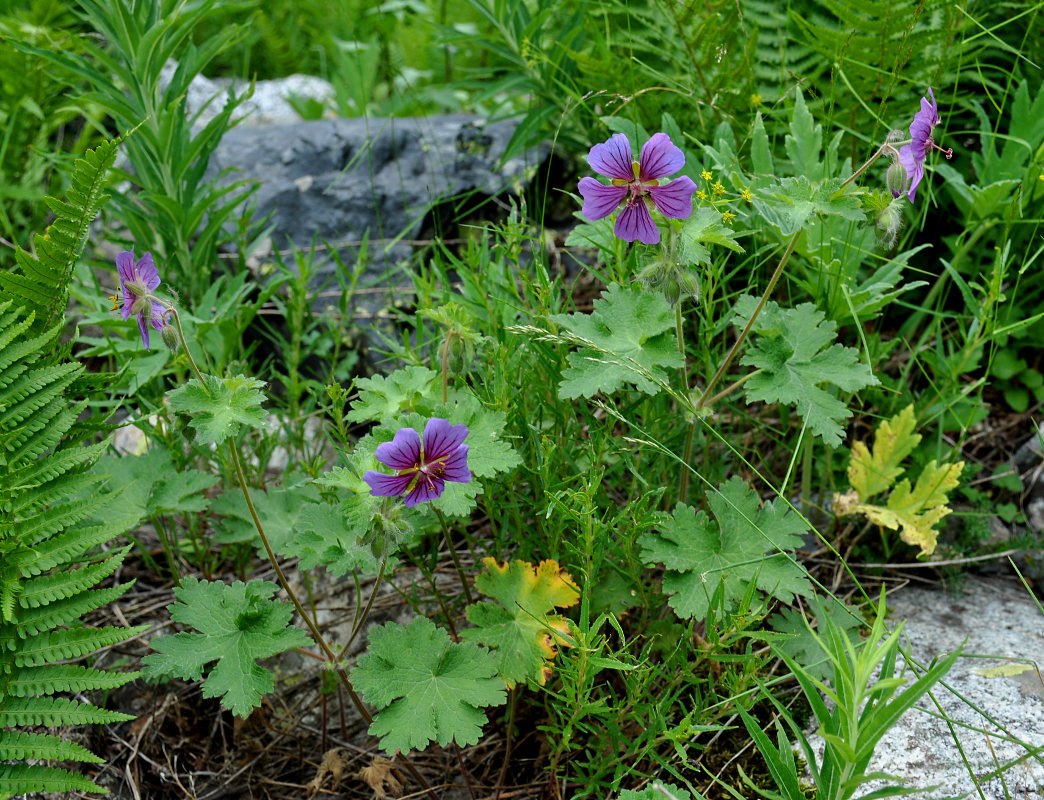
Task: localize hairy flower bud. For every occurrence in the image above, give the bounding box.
[885,160,908,199]
[160,322,180,354]
[875,198,904,249]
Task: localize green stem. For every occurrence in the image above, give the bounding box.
[696,232,801,411]
[435,508,474,606]
[676,302,696,503]
[170,321,440,800]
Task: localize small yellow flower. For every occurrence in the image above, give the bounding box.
[696,189,707,202]
[108,291,121,311]
[712,181,726,196]
[722,210,736,224]
[751,93,763,107]
[741,187,753,202]
[701,169,713,182]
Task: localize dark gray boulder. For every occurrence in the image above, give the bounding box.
[205,115,552,314]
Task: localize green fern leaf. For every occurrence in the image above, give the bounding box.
[0,730,104,764]
[0,763,104,796]
[17,547,130,609]
[0,695,134,727]
[0,139,119,334]
[5,663,141,697]
[13,626,149,667]
[14,583,133,638]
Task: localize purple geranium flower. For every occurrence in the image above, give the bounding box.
[897,88,949,203]
[116,249,168,351]
[577,132,698,245]
[363,418,470,507]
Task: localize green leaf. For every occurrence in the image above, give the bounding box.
[678,207,745,267]
[640,477,812,621]
[732,298,878,447]
[755,176,864,235]
[769,595,863,683]
[292,501,380,576]
[210,482,321,555]
[551,283,684,399]
[463,558,579,687]
[619,783,698,800]
[785,90,824,181]
[166,374,268,445]
[92,448,218,527]
[351,617,506,754]
[142,577,310,717]
[751,112,774,176]
[346,366,439,425]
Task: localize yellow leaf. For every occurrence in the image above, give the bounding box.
[848,405,920,501]
[851,459,964,557]
[973,663,1035,678]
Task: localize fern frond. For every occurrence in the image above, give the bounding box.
[0,695,134,727]
[5,447,109,513]
[13,582,134,638]
[5,663,141,696]
[17,548,131,609]
[11,494,114,548]
[0,729,104,764]
[13,625,150,667]
[1,402,85,468]
[0,138,119,334]
[0,362,84,427]
[17,519,126,576]
[0,763,104,796]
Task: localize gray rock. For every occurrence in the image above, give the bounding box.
[1014,423,1044,473]
[806,578,1044,798]
[160,59,335,127]
[204,115,550,353]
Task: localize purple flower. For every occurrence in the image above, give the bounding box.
[897,88,947,203]
[577,132,698,245]
[116,249,168,351]
[363,418,470,507]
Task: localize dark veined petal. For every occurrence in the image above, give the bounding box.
[587,133,636,181]
[404,474,444,507]
[898,144,925,203]
[135,251,161,292]
[648,176,697,219]
[638,132,685,182]
[439,445,470,483]
[421,418,469,462]
[578,178,628,221]
[615,201,660,245]
[137,312,152,351]
[363,470,415,497]
[375,426,422,470]
[115,250,138,288]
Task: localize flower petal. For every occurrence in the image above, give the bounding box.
[135,251,161,292]
[137,312,151,351]
[422,418,469,462]
[648,176,697,219]
[404,474,444,507]
[615,201,660,244]
[578,178,627,221]
[364,470,415,497]
[898,144,924,203]
[587,133,635,181]
[375,426,422,470]
[440,445,470,483]
[116,250,138,288]
[638,133,685,182]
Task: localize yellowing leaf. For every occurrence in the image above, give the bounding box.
[973,663,1035,678]
[848,405,920,501]
[849,459,964,557]
[463,558,580,687]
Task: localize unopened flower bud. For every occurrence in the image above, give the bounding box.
[160,322,180,354]
[885,160,908,199]
[875,199,904,248]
